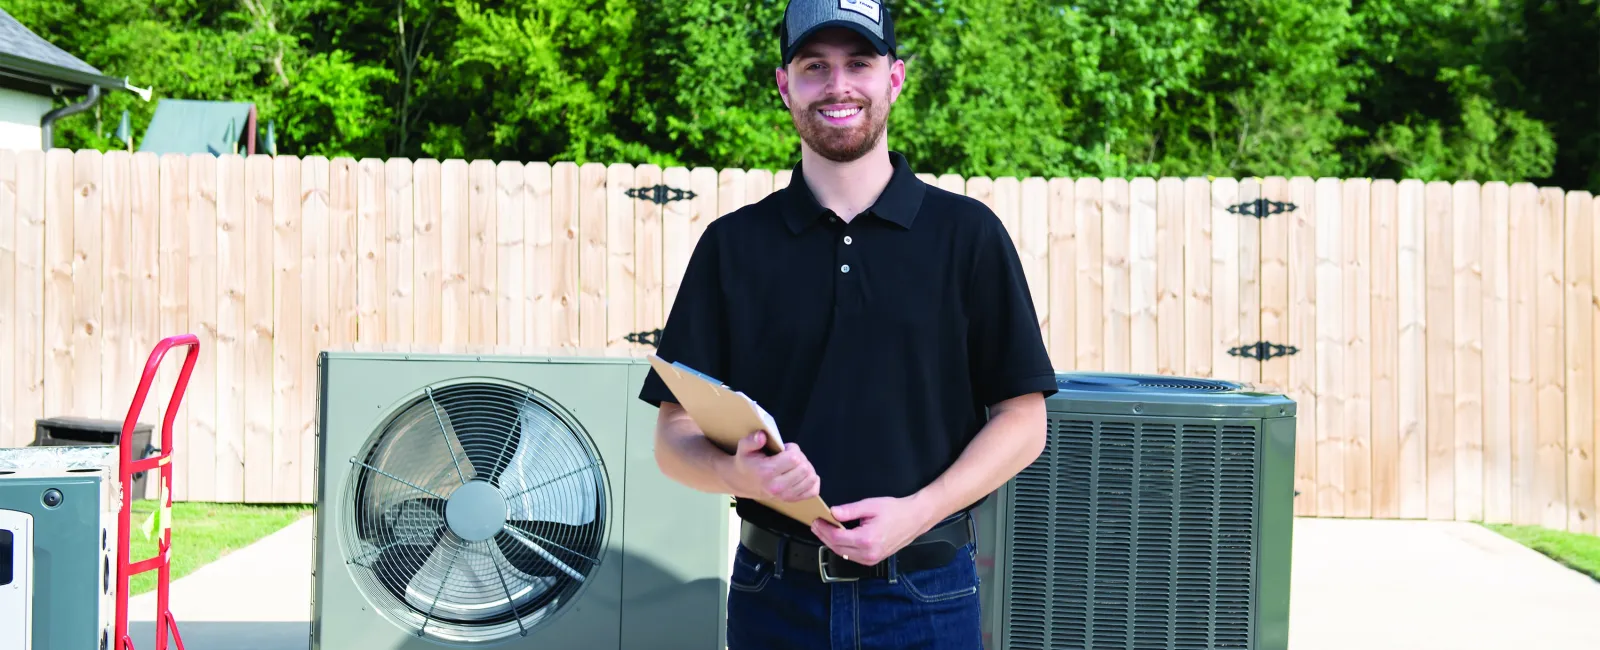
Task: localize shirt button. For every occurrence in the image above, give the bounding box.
[843,236,853,245]
[841,264,851,273]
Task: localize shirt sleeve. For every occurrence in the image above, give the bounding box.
[967,215,1059,407]
[638,221,728,407]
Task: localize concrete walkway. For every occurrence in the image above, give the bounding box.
[121,514,1600,650]
[126,515,313,650]
[1288,517,1600,650]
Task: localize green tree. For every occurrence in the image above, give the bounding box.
[6,0,1592,191]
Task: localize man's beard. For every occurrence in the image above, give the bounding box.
[790,94,889,163]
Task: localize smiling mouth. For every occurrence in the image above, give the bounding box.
[818,106,863,123]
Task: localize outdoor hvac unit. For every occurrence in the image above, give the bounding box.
[312,349,730,650]
[0,447,123,650]
[1,509,33,650]
[974,372,1297,650]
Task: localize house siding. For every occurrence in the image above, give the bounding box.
[0,87,53,151]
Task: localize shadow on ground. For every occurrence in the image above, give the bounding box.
[127,621,309,650]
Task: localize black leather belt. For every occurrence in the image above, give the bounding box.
[739,512,974,582]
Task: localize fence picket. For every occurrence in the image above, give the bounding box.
[1535,187,1569,529]
[1290,176,1321,517]
[1048,178,1077,372]
[1129,178,1157,375]
[1481,182,1513,524]
[0,151,15,450]
[299,155,330,503]
[1316,177,1346,517]
[1076,177,1104,372]
[635,164,664,349]
[498,161,527,348]
[101,151,132,457]
[1212,177,1242,385]
[12,150,45,458]
[185,153,219,503]
[1345,178,1374,519]
[1370,179,1400,519]
[1237,178,1262,388]
[1156,178,1185,378]
[1569,191,1598,535]
[1258,177,1291,397]
[1453,180,1486,523]
[272,155,302,504]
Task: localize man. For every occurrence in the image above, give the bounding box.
[636,0,1057,647]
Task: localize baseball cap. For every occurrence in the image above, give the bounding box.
[780,0,897,66]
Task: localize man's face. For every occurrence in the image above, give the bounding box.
[777,28,905,163]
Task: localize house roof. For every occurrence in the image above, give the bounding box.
[0,7,149,100]
[0,7,102,77]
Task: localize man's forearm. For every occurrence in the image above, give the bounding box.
[911,392,1048,526]
[654,402,742,495]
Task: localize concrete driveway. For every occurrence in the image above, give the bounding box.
[126,515,313,650]
[1289,517,1600,650]
[124,514,1600,650]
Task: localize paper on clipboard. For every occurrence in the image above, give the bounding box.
[647,354,842,528]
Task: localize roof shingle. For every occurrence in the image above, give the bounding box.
[0,7,104,77]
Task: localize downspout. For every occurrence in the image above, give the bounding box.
[40,84,103,150]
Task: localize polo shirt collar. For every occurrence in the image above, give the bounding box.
[782,150,926,234]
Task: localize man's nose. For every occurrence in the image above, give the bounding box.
[823,67,854,95]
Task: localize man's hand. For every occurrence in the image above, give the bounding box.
[809,495,938,567]
[653,402,821,501]
[716,431,821,503]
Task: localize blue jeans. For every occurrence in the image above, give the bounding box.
[725,540,984,649]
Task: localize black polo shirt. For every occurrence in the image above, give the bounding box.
[638,150,1057,540]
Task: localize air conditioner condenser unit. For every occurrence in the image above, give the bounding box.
[974,372,1297,650]
[311,348,731,650]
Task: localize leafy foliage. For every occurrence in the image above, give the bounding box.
[8,0,1595,191]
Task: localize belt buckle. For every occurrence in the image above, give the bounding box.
[817,546,859,583]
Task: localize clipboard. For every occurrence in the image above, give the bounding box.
[647,354,842,528]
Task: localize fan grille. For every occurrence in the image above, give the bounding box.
[339,379,610,644]
[1005,415,1261,648]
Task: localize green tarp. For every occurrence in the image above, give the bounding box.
[138,99,254,155]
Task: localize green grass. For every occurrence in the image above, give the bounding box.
[1484,523,1600,581]
[126,500,313,596]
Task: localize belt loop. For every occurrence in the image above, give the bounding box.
[888,554,899,584]
[773,537,787,578]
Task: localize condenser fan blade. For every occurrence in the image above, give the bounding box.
[433,385,543,486]
[503,525,587,583]
[358,387,479,501]
[346,497,444,590]
[424,385,479,482]
[402,534,556,624]
[500,397,600,527]
[490,396,605,589]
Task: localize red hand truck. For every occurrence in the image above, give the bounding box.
[114,334,200,650]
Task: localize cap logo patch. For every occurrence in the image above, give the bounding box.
[839,0,881,24]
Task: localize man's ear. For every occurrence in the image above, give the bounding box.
[776,66,791,109]
[888,58,906,103]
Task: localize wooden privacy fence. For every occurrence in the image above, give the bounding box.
[1,148,1597,534]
